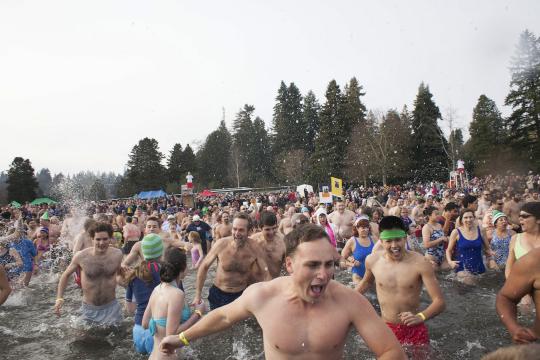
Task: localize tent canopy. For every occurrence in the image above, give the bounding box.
[9,201,21,208]
[200,189,218,197]
[137,190,167,199]
[296,184,314,197]
[30,198,57,205]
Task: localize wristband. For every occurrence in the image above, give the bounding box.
[56,298,64,302]
[194,309,203,318]
[416,312,426,321]
[178,331,190,346]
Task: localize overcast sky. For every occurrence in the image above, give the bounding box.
[1,0,539,175]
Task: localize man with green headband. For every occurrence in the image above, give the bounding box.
[357,216,445,346]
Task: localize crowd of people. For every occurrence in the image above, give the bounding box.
[0,172,540,359]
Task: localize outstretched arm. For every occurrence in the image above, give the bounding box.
[193,239,222,304]
[54,253,81,316]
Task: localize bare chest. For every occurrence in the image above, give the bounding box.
[373,263,421,292]
[219,248,256,274]
[81,256,119,280]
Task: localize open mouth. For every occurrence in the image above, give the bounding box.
[310,284,324,297]
[390,248,401,255]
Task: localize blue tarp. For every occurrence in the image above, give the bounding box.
[137,190,167,199]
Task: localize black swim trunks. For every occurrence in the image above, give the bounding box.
[208,285,243,310]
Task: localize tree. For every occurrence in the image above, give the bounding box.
[272,81,289,152]
[123,138,167,193]
[465,95,508,175]
[167,143,184,183]
[302,90,321,154]
[272,82,304,153]
[88,179,107,201]
[232,105,256,186]
[182,144,197,181]
[505,30,540,171]
[411,83,449,181]
[309,80,344,183]
[197,120,233,188]
[448,129,464,165]
[0,172,8,204]
[6,157,39,203]
[251,116,274,185]
[36,168,53,196]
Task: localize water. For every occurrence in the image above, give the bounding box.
[1,258,528,360]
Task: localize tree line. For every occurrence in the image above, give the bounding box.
[2,30,539,203]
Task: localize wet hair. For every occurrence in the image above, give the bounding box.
[160,247,187,282]
[423,206,438,217]
[260,211,277,227]
[444,202,460,212]
[88,222,113,238]
[285,223,329,257]
[481,343,540,360]
[462,195,478,209]
[233,212,253,230]
[379,216,408,232]
[521,201,540,219]
[188,231,201,244]
[126,216,133,223]
[84,218,97,232]
[459,208,475,223]
[146,216,160,226]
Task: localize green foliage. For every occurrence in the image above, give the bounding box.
[411,83,449,181]
[302,90,321,154]
[197,120,233,188]
[167,143,184,183]
[88,179,107,201]
[36,168,52,197]
[122,138,167,194]
[505,30,540,171]
[7,157,38,203]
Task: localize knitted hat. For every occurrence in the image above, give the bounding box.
[492,210,507,226]
[141,234,163,260]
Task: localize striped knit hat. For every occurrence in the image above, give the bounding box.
[141,234,163,260]
[492,210,507,225]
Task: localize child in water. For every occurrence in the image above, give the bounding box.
[188,231,204,270]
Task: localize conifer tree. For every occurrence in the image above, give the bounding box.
[411,83,449,181]
[123,138,167,193]
[167,143,184,183]
[302,90,321,154]
[197,120,233,188]
[505,30,540,170]
[6,157,39,203]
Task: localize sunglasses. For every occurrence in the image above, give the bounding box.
[519,213,533,219]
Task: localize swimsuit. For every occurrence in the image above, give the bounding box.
[36,239,50,253]
[191,247,200,266]
[79,299,123,326]
[386,322,429,345]
[514,233,528,260]
[351,236,374,278]
[426,227,445,265]
[490,230,512,266]
[455,227,486,274]
[148,305,191,335]
[0,249,20,279]
[208,284,243,310]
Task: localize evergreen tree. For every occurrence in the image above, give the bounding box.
[411,83,449,181]
[197,120,233,188]
[123,138,167,193]
[342,77,367,131]
[88,179,107,200]
[287,83,304,148]
[302,90,320,154]
[448,129,464,165]
[6,157,39,203]
[505,30,540,170]
[0,172,7,204]
[466,95,507,174]
[251,116,274,185]
[232,105,256,185]
[36,168,53,196]
[272,82,289,152]
[310,80,344,182]
[182,144,197,181]
[167,143,184,183]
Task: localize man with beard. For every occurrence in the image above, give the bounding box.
[192,213,271,310]
[357,216,445,345]
[160,224,405,359]
[214,211,232,240]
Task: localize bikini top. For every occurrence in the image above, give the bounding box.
[148,282,192,336]
[514,233,528,260]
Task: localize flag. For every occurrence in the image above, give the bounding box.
[330,177,343,198]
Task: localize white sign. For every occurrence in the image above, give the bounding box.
[319,192,333,204]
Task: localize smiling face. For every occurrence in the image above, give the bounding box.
[93,231,110,254]
[232,218,249,243]
[262,224,277,241]
[145,220,160,234]
[461,211,475,227]
[381,234,407,261]
[285,238,335,303]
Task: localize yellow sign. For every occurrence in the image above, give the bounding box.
[330,177,343,198]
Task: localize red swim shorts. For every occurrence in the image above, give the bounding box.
[74,267,82,288]
[386,322,429,345]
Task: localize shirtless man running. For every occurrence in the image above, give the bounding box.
[278,205,296,236]
[214,212,232,240]
[357,216,445,346]
[327,200,355,247]
[54,222,124,325]
[251,211,286,279]
[73,218,97,254]
[192,212,272,310]
[160,223,406,359]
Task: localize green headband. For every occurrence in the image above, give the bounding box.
[380,229,407,241]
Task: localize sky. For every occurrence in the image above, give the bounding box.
[1,0,539,175]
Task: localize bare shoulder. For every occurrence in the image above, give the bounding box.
[409,251,433,271]
[109,247,123,260]
[244,277,287,303]
[365,251,382,267]
[213,236,232,250]
[330,280,370,308]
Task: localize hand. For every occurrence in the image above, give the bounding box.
[399,312,424,326]
[353,260,361,267]
[191,296,201,307]
[194,299,207,314]
[510,326,538,344]
[449,260,460,269]
[159,334,183,354]
[54,299,64,317]
[440,236,448,243]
